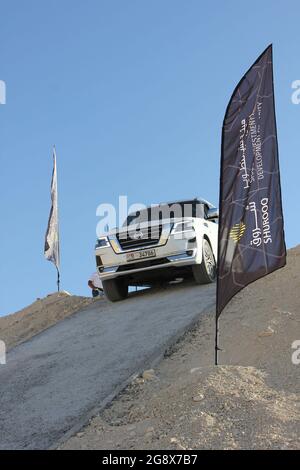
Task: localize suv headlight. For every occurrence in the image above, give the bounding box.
[171,221,194,233]
[95,237,110,249]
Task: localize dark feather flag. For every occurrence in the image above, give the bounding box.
[215,45,286,363]
[44,147,60,291]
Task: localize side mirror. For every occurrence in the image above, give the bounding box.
[207,208,219,220]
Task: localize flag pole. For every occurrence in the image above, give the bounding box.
[214,311,220,365]
[56,267,60,292]
[215,261,221,365]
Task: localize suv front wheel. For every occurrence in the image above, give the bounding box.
[192,239,216,284]
[102,278,128,302]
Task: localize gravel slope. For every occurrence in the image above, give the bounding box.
[0,282,215,449]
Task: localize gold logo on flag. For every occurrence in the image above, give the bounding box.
[229,222,246,242]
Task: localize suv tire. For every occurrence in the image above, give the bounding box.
[102,278,128,302]
[192,239,216,284]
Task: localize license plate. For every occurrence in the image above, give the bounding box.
[126,249,156,262]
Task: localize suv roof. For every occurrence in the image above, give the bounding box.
[155,198,214,209]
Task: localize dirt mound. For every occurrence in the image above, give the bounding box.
[62,245,300,450]
[64,365,299,450]
[0,291,98,350]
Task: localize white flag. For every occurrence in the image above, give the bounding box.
[44,148,60,270]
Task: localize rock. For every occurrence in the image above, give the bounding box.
[192,394,205,402]
[135,377,145,384]
[145,426,154,433]
[258,326,275,337]
[190,367,202,374]
[205,415,216,426]
[142,369,156,380]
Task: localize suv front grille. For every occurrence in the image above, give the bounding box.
[116,225,163,251]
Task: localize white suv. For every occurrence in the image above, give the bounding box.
[95,198,218,301]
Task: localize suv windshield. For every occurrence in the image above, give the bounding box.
[123,200,204,226]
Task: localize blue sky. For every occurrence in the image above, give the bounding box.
[1,0,299,316]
